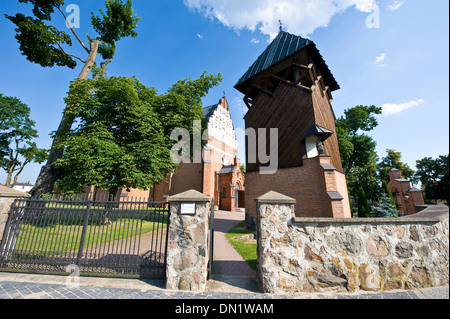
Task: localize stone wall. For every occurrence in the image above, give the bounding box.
[256,191,449,294]
[0,187,30,241]
[166,190,211,291]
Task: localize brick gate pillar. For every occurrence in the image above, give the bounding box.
[166,190,211,291]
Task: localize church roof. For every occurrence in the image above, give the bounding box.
[234,31,339,92]
[202,104,219,119]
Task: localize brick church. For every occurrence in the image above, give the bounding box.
[87,96,245,212]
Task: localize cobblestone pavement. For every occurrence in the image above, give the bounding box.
[0,273,448,300]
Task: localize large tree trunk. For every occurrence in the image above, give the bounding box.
[31,39,100,196]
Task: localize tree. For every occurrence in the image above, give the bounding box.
[336,105,382,201]
[357,186,371,218]
[415,155,449,205]
[6,0,140,195]
[378,149,415,185]
[0,94,48,187]
[382,180,396,209]
[371,193,398,218]
[54,73,222,196]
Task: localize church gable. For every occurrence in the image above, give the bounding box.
[203,98,237,149]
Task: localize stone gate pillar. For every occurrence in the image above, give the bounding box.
[0,187,30,241]
[255,191,296,293]
[166,190,211,291]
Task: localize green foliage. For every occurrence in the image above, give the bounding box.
[357,186,371,218]
[378,149,415,185]
[6,0,140,68]
[91,0,140,46]
[5,13,76,68]
[416,155,449,205]
[336,105,382,201]
[54,73,222,195]
[371,193,398,218]
[0,93,48,186]
[382,180,396,208]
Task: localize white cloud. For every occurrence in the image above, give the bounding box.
[250,38,260,44]
[381,99,425,115]
[388,0,404,11]
[375,53,386,67]
[183,0,379,39]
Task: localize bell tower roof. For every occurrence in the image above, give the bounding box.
[234,31,339,94]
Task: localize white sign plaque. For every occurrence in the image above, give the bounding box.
[180,203,196,215]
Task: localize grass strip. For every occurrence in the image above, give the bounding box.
[225,221,258,271]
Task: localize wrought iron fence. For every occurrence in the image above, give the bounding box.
[0,194,170,279]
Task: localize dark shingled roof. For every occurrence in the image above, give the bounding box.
[234,31,339,92]
[328,191,344,201]
[202,104,219,119]
[301,125,334,141]
[218,165,237,175]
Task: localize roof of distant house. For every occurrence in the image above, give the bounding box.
[0,185,31,197]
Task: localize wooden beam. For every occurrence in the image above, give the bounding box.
[252,84,273,97]
[271,75,312,92]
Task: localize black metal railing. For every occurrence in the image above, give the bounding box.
[0,194,170,279]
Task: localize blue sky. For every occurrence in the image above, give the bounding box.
[0,0,449,184]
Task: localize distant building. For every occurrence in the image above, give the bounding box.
[388,169,425,216]
[12,183,34,193]
[85,96,245,212]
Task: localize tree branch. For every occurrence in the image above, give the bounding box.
[93,59,113,81]
[57,5,90,54]
[56,42,86,64]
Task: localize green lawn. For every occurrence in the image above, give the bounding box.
[13,218,167,256]
[225,221,258,271]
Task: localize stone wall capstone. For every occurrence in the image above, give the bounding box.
[166,190,211,291]
[256,191,449,294]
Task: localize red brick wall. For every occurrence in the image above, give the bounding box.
[245,156,350,218]
[246,157,331,218]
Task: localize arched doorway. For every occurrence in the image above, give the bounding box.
[235,183,240,209]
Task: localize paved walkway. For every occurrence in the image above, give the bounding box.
[211,210,257,277]
[0,273,448,299]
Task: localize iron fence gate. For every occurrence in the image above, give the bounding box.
[0,195,170,279]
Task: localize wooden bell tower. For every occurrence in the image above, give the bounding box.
[235,31,352,220]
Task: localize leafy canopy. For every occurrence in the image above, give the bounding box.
[5,0,140,68]
[0,93,48,187]
[378,149,415,185]
[415,155,449,205]
[55,72,222,195]
[336,105,382,201]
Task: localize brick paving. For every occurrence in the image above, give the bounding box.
[0,278,447,299]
